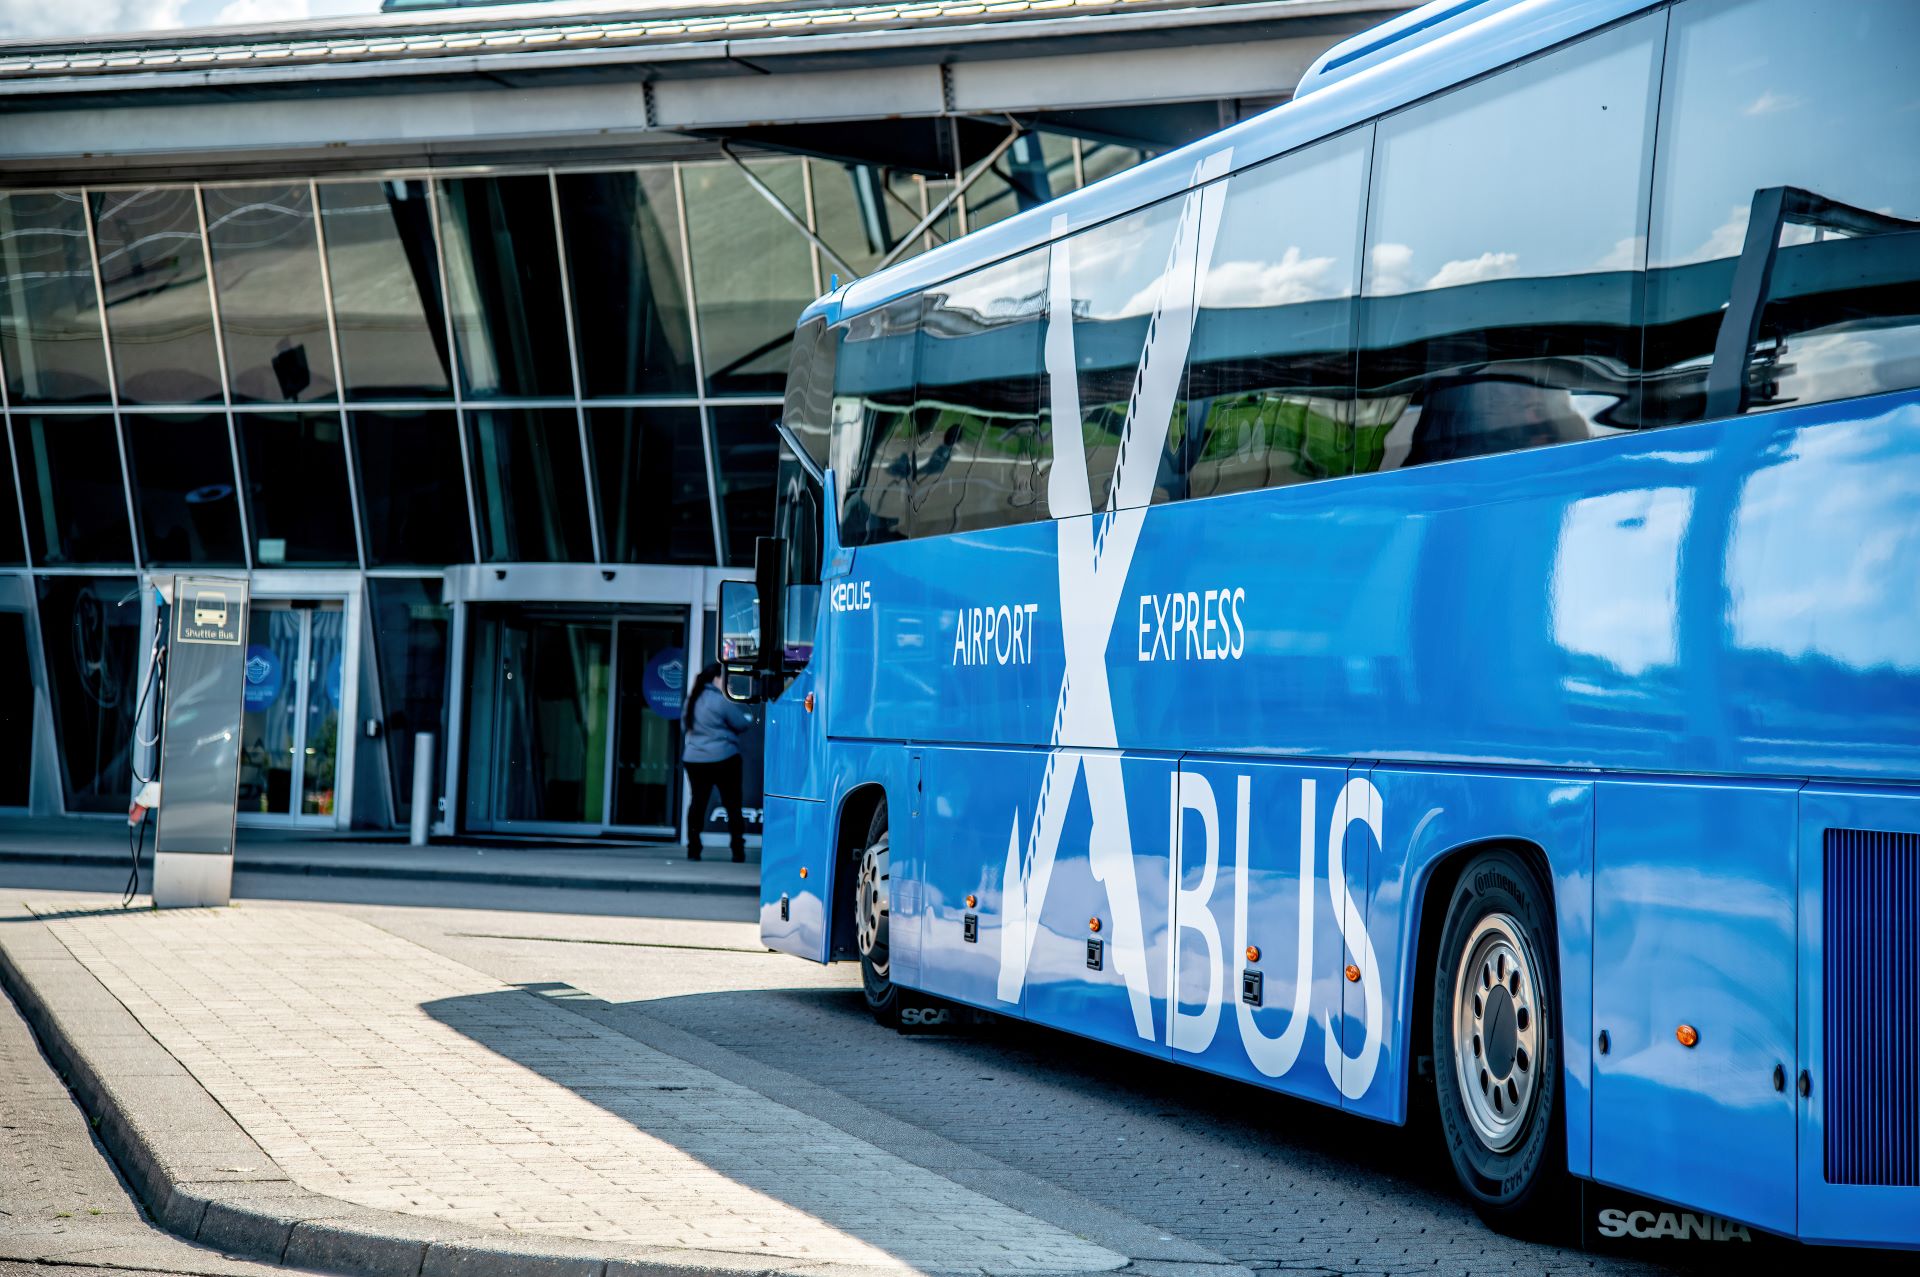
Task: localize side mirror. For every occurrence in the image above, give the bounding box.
[718,580,760,703]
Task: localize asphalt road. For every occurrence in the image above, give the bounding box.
[0,861,1697,1276]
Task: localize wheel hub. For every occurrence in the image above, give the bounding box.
[1452,912,1540,1153]
[855,833,890,978]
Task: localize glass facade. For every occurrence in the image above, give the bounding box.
[0,142,1138,819]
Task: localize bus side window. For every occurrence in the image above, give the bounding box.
[911,248,1049,537]
[1355,12,1664,470]
[1643,0,1920,426]
[1182,128,1370,498]
[832,296,921,545]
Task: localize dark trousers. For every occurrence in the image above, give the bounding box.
[684,754,745,857]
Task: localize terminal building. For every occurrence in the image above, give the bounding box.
[0,0,1397,840]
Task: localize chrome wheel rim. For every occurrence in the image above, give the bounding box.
[1451,912,1540,1152]
[856,832,890,978]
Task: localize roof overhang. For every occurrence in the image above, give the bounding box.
[0,0,1403,183]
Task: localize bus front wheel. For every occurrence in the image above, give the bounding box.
[855,803,900,1024]
[1431,847,1566,1236]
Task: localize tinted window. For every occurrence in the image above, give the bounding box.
[123,412,246,566]
[205,184,337,403]
[587,406,713,565]
[319,180,452,400]
[1645,0,1920,425]
[0,442,22,565]
[351,409,473,566]
[366,576,449,824]
[438,176,574,399]
[781,314,834,473]
[685,160,815,396]
[1065,195,1194,510]
[810,160,895,279]
[237,411,358,565]
[0,191,111,404]
[830,296,919,545]
[709,404,781,568]
[10,414,133,565]
[911,248,1049,535]
[556,169,697,397]
[1184,130,1369,498]
[1357,16,1662,468]
[93,189,224,405]
[36,574,140,813]
[465,407,594,562]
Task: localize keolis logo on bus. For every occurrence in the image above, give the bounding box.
[992,143,1382,1096]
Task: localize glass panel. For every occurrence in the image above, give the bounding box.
[303,606,344,817]
[239,605,299,815]
[10,413,133,565]
[586,406,713,564]
[685,159,815,396]
[1183,130,1369,498]
[611,617,685,827]
[1645,0,1920,426]
[466,407,594,563]
[36,574,139,813]
[437,176,574,399]
[237,411,357,566]
[494,618,610,825]
[775,451,822,668]
[555,169,696,397]
[124,412,245,566]
[0,439,22,565]
[912,248,1049,535]
[92,188,223,405]
[367,576,449,823]
[780,314,834,471]
[204,183,336,403]
[1358,16,1661,469]
[1081,143,1147,188]
[351,409,472,566]
[708,405,781,568]
[964,132,1076,232]
[0,191,111,404]
[1067,196,1191,510]
[0,612,28,806]
[814,160,894,278]
[319,180,452,400]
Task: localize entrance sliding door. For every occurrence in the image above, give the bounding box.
[239,600,347,823]
[464,607,685,835]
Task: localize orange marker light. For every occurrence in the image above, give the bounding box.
[804,692,815,713]
[1245,945,1261,963]
[1345,964,1361,983]
[1677,1024,1699,1048]
[799,867,809,879]
[965,894,977,909]
[1089,917,1102,934]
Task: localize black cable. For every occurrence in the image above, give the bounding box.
[123,809,148,909]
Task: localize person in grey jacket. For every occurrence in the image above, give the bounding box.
[681,662,753,861]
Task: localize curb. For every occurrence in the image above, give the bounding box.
[0,907,905,1277]
[0,849,759,898]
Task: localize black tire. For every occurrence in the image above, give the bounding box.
[854,803,900,1025]
[1431,847,1567,1236]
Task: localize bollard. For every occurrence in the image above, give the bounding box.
[410,731,436,847]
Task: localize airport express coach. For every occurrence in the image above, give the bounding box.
[718,0,1920,1249]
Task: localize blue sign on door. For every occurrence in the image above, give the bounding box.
[243,644,283,711]
[642,647,687,719]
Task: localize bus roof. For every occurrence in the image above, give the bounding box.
[807,0,1655,329]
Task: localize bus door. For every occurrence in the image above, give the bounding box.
[1169,756,1352,1110]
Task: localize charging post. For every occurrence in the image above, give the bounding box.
[151,575,251,909]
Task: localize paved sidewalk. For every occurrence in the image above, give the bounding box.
[0,818,757,897]
[0,900,1141,1277]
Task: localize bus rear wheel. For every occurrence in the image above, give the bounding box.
[854,803,900,1024]
[1431,847,1566,1236]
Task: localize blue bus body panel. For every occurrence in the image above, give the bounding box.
[1591,778,1800,1235]
[760,793,831,962]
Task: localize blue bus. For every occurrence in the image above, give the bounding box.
[721,0,1920,1250]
